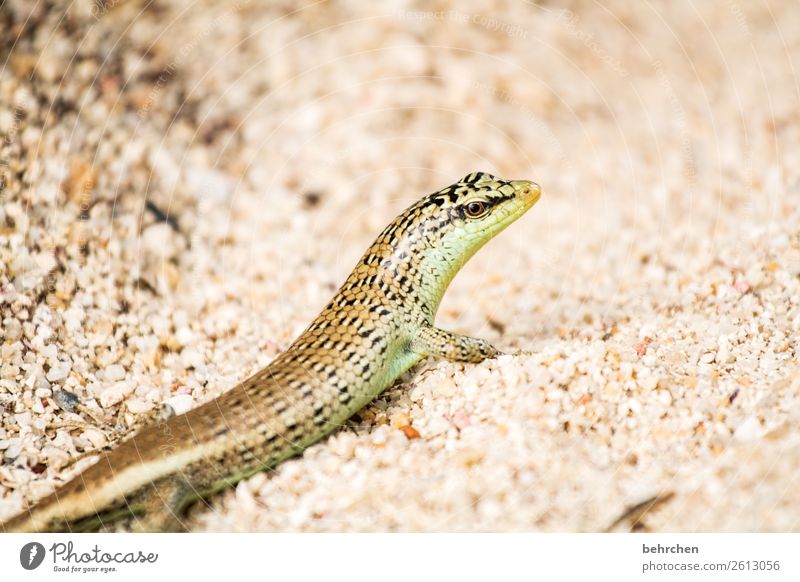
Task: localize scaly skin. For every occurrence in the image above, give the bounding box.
[1,172,541,532]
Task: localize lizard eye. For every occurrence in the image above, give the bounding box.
[465,201,487,218]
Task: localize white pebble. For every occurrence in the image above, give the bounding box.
[186,166,233,203]
[734,417,762,441]
[42,446,70,469]
[717,342,731,365]
[103,364,126,382]
[620,362,634,379]
[99,381,134,408]
[370,425,389,446]
[181,348,205,369]
[4,440,22,459]
[125,398,153,414]
[46,364,70,382]
[63,307,85,331]
[175,326,195,346]
[41,344,58,362]
[3,319,22,341]
[642,354,658,367]
[36,324,54,341]
[166,394,194,415]
[81,428,108,449]
[640,374,660,391]
[142,223,180,260]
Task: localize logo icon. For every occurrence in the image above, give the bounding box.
[20,542,46,570]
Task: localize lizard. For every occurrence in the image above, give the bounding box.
[1,171,541,532]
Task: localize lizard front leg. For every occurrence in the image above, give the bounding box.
[410,323,502,363]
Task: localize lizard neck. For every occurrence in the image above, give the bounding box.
[359,213,488,323]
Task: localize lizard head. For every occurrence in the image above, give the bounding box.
[373,172,541,314]
[414,172,541,268]
[392,170,541,265]
[434,171,541,244]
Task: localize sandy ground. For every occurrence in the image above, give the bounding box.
[0,0,798,532]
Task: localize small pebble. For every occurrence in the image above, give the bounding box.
[99,381,134,408]
[45,364,70,383]
[103,364,126,382]
[165,395,194,415]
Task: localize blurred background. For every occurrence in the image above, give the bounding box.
[0,1,798,531]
